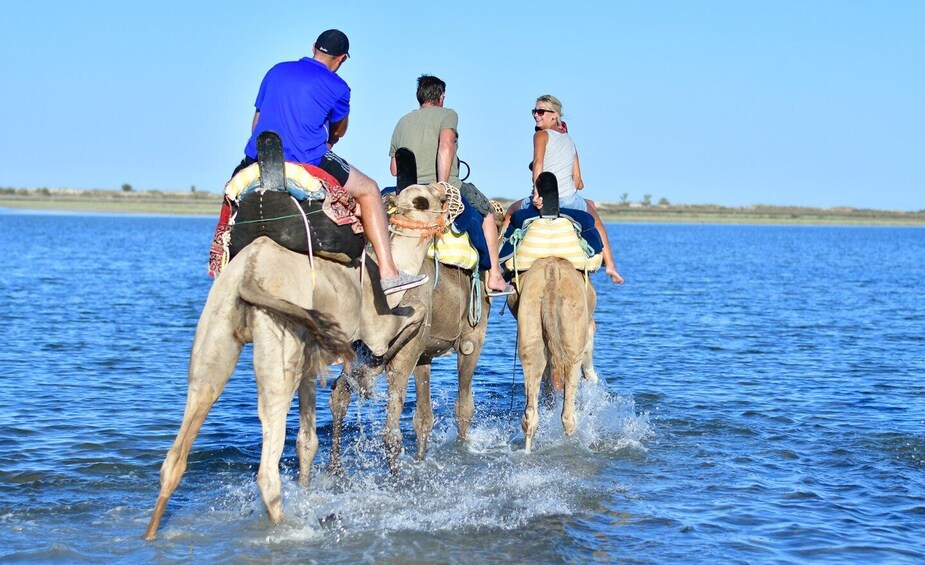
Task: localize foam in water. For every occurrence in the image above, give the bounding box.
[183,378,653,542]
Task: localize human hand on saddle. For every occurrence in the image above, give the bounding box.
[531,188,543,210]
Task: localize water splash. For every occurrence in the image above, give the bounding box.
[190,379,656,544]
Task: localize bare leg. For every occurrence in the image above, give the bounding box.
[586,200,623,284]
[296,374,318,488]
[412,363,433,460]
[344,165,399,279]
[501,199,522,234]
[481,215,507,291]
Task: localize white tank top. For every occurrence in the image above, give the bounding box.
[542,129,577,198]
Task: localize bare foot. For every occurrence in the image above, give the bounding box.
[606,267,624,284]
[486,269,508,292]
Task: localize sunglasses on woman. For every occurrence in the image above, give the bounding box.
[531,108,555,116]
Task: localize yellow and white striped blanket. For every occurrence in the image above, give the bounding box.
[426,228,480,271]
[503,216,602,272]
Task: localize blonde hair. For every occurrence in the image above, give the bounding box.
[536,94,563,126]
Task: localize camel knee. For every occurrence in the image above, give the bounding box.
[158,447,189,492]
[413,408,433,436]
[329,379,351,419]
[296,428,318,487]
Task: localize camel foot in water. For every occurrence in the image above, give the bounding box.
[326,460,346,476]
[144,496,169,540]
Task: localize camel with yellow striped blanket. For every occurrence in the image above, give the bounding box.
[507,255,597,453]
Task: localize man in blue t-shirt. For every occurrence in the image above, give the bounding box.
[236,29,427,295]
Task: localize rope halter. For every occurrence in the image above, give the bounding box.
[388,183,453,242]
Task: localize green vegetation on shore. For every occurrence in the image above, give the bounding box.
[2,187,924,226]
[588,202,925,226]
[0,187,222,216]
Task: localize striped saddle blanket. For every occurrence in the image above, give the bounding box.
[499,209,603,273]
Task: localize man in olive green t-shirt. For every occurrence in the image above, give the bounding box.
[388,75,510,295]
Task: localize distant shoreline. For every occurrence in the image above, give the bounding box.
[2,188,923,226]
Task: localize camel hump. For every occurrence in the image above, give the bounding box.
[395,147,418,193]
[257,131,286,192]
[536,171,559,218]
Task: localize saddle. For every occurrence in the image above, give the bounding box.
[385,147,491,272]
[499,172,603,274]
[208,132,365,277]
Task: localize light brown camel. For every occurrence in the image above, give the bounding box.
[144,183,448,540]
[326,192,505,473]
[506,256,597,453]
[327,258,493,473]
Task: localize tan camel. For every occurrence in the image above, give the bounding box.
[144,184,448,540]
[507,256,597,453]
[326,200,504,473]
[327,259,493,472]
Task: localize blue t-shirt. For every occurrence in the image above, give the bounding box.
[243,57,350,165]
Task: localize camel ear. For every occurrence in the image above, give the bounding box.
[384,193,398,210]
[427,183,448,203]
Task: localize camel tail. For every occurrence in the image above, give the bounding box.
[239,279,355,375]
[541,260,570,391]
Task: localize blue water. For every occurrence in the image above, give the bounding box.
[1,210,923,563]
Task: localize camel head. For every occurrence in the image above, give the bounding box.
[387,183,450,240]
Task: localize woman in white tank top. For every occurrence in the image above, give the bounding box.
[504,95,623,284]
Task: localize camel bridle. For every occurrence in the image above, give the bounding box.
[388,182,462,242]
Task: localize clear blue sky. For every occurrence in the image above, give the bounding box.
[2,1,923,210]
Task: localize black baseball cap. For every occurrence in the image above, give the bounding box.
[315,29,350,58]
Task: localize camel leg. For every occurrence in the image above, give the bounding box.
[296,373,318,488]
[413,363,433,461]
[327,374,352,473]
[454,339,482,442]
[383,339,426,473]
[559,283,589,435]
[383,366,411,473]
[561,363,581,436]
[581,328,598,383]
[252,323,302,524]
[145,325,243,540]
[519,331,547,454]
